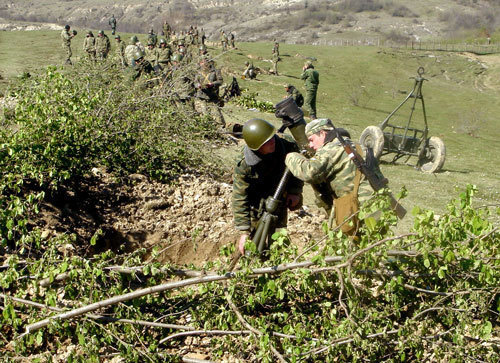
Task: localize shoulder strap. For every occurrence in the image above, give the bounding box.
[352,144,363,195]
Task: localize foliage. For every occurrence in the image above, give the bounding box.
[0,62,223,250]
[0,185,497,361]
[231,89,275,113]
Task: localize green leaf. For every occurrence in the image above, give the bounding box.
[423,258,430,268]
[481,321,492,339]
[365,217,377,231]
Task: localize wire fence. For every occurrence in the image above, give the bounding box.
[311,38,500,55]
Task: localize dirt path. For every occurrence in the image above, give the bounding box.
[460,52,500,92]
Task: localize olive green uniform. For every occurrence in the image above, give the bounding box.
[144,47,158,67]
[115,39,127,67]
[194,63,225,127]
[232,135,304,232]
[287,85,304,107]
[157,46,172,69]
[300,68,319,119]
[285,138,373,229]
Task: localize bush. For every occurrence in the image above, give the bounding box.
[335,0,384,13]
[392,5,419,18]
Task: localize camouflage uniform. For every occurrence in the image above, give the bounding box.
[61,28,73,64]
[220,31,228,51]
[95,33,111,60]
[157,45,172,69]
[300,63,319,119]
[163,22,171,38]
[148,30,158,47]
[272,53,280,75]
[114,37,127,67]
[285,121,373,230]
[233,135,304,232]
[83,32,96,61]
[194,61,225,127]
[229,33,235,48]
[125,43,140,67]
[145,45,158,67]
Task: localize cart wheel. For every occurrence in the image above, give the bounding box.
[420,136,446,173]
[359,126,384,159]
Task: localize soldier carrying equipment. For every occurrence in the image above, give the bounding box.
[274,96,310,152]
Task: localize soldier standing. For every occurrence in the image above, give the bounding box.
[301,61,319,119]
[83,30,96,61]
[285,119,373,235]
[109,14,117,35]
[145,40,158,67]
[125,35,140,66]
[163,21,171,38]
[114,35,127,67]
[200,28,206,45]
[229,33,235,48]
[95,30,111,60]
[61,25,75,65]
[232,118,303,255]
[272,40,280,57]
[220,30,228,51]
[156,38,172,70]
[148,29,158,47]
[272,52,280,76]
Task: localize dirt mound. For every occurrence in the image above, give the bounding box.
[35,171,325,267]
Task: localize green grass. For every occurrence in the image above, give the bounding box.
[1,31,499,232]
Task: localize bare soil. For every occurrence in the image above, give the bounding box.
[32,168,325,267]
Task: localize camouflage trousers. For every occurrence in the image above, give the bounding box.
[63,45,72,64]
[193,99,226,128]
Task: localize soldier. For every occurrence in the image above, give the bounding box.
[220,30,228,51]
[272,40,279,57]
[109,14,117,35]
[95,30,111,60]
[83,30,96,61]
[193,26,199,45]
[129,51,155,82]
[229,32,235,48]
[156,38,172,70]
[233,118,304,255]
[272,51,280,76]
[285,119,373,235]
[125,35,140,66]
[200,28,206,45]
[285,84,304,107]
[242,61,256,80]
[144,40,158,67]
[114,35,127,67]
[163,21,171,38]
[301,61,320,119]
[61,24,75,65]
[148,28,158,47]
[194,58,225,127]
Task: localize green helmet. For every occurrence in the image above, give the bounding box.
[130,35,138,43]
[134,50,144,61]
[98,30,104,36]
[171,53,183,62]
[147,39,154,46]
[159,38,166,45]
[242,119,276,150]
[115,35,121,40]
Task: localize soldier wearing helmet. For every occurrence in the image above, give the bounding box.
[147,28,158,47]
[145,39,158,67]
[109,14,117,35]
[285,118,373,236]
[193,57,225,127]
[83,30,96,61]
[95,30,111,60]
[156,38,172,69]
[125,36,140,66]
[129,50,155,82]
[61,24,76,65]
[114,34,127,67]
[232,118,304,255]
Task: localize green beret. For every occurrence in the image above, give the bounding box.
[305,118,334,137]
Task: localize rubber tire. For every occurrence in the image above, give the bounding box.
[359,126,384,159]
[420,136,446,173]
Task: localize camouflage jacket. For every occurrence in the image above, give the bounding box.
[157,47,172,64]
[83,36,95,52]
[61,29,71,47]
[232,135,304,231]
[115,40,126,57]
[125,44,139,65]
[196,66,223,101]
[285,138,373,218]
[300,68,319,90]
[144,47,158,65]
[96,35,111,53]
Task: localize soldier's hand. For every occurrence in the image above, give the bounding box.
[238,233,248,255]
[287,194,302,211]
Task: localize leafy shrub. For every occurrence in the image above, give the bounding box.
[232,90,275,113]
[392,5,419,18]
[335,0,384,13]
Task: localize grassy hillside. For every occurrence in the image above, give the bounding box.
[1,29,499,232]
